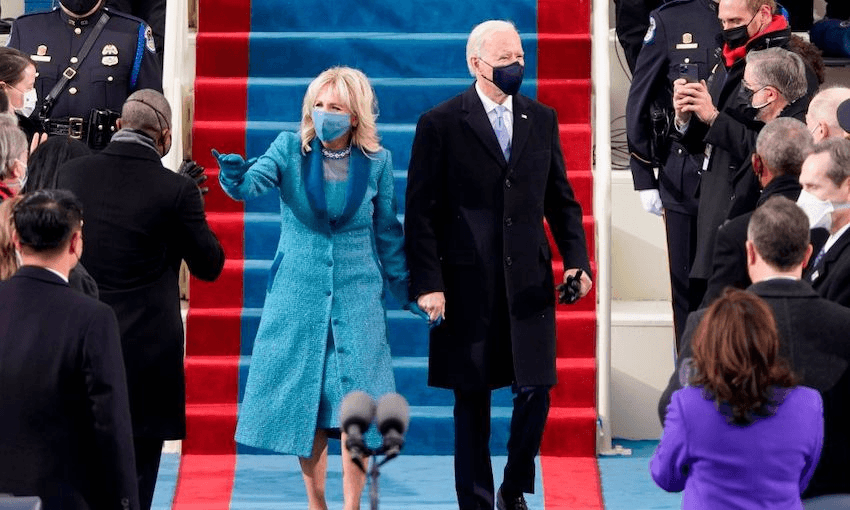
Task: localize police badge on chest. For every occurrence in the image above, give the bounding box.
[101,44,118,66]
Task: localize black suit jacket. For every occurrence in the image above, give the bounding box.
[0,266,138,510]
[805,227,850,309]
[57,141,225,439]
[659,278,850,497]
[700,175,801,307]
[405,85,590,390]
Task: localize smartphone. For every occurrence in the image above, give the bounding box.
[678,63,699,83]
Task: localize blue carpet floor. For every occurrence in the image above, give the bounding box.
[152,441,684,509]
[598,440,682,510]
[152,454,544,509]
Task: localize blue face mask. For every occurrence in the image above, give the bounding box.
[313,109,351,143]
[481,60,524,96]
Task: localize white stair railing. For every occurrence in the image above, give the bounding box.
[161,0,189,171]
[592,0,615,455]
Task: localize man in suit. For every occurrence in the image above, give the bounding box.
[0,190,138,509]
[700,117,812,306]
[405,20,592,510]
[56,89,225,510]
[799,138,850,308]
[659,195,850,497]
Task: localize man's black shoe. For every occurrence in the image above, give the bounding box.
[496,487,528,510]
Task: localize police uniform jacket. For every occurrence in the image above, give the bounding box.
[626,0,720,215]
[405,85,591,391]
[57,140,224,439]
[7,7,161,120]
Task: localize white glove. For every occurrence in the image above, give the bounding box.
[639,189,663,216]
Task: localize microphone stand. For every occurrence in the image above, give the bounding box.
[353,446,400,510]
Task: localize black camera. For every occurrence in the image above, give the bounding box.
[557,269,584,305]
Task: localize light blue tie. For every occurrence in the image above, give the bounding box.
[493,105,511,161]
[811,245,827,271]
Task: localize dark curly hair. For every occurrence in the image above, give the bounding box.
[690,288,798,425]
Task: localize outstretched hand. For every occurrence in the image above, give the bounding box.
[211,148,256,178]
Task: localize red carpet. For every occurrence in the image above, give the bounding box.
[180,0,601,506]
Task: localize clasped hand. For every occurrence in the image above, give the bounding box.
[415,291,445,327]
[672,78,717,126]
[178,159,209,194]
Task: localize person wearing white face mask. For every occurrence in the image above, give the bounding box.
[0,116,29,200]
[0,48,44,146]
[798,138,850,306]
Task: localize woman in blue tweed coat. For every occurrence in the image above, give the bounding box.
[214,67,417,510]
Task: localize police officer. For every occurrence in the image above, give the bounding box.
[614,0,663,73]
[625,0,721,349]
[7,0,162,150]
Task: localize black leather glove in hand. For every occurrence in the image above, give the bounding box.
[178,159,209,195]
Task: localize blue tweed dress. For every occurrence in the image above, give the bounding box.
[219,132,409,457]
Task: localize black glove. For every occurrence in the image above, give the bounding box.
[178,159,209,195]
[557,269,584,305]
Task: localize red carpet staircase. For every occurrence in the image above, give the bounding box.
[179,0,598,506]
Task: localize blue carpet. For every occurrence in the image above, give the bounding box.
[153,453,544,508]
[598,440,682,510]
[152,453,179,510]
[153,446,688,509]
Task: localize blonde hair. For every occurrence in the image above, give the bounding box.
[300,67,381,154]
[0,195,21,280]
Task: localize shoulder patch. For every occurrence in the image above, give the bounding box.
[144,25,156,53]
[643,16,657,45]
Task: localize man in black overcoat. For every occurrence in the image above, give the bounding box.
[700,117,812,306]
[0,190,138,509]
[405,20,592,510]
[659,196,850,498]
[56,89,224,510]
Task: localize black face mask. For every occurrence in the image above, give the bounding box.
[722,10,758,49]
[482,60,524,96]
[60,0,100,15]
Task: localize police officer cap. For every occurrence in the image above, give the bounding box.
[837,99,850,135]
[60,0,102,16]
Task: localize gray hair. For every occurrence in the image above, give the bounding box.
[747,196,810,270]
[755,117,813,178]
[808,86,850,136]
[120,89,172,137]
[746,47,807,103]
[466,20,517,77]
[811,137,850,187]
[0,114,27,179]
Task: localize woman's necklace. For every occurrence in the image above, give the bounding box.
[321,145,351,159]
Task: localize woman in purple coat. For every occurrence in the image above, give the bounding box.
[652,289,823,509]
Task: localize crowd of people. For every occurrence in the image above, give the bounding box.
[625,0,850,506]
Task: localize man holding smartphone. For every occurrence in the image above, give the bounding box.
[625,0,721,348]
[672,0,818,310]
